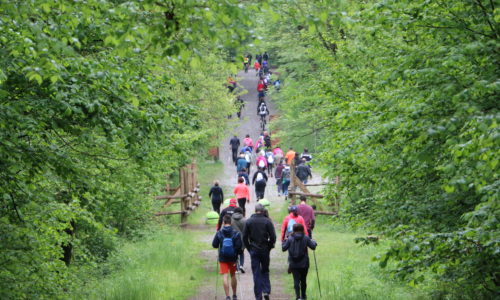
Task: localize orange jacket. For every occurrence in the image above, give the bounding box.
[234,183,250,201]
[281,213,308,241]
[285,150,296,165]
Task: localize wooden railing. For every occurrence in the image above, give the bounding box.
[154,163,202,223]
[288,162,340,215]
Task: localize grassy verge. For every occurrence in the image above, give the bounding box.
[75,226,209,300]
[282,220,431,300]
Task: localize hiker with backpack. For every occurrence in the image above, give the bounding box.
[265,149,275,178]
[217,198,239,231]
[231,207,247,273]
[209,180,224,214]
[281,206,308,242]
[274,160,284,196]
[255,152,268,172]
[212,214,243,300]
[273,146,284,164]
[297,195,316,238]
[252,167,268,201]
[243,203,276,300]
[244,148,253,175]
[281,164,292,199]
[282,223,317,300]
[230,136,240,165]
[234,177,251,216]
[300,148,312,162]
[263,131,272,149]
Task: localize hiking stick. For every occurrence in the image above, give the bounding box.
[313,250,322,298]
[236,259,243,300]
[215,256,219,300]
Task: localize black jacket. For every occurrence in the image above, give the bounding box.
[243,213,276,251]
[282,233,317,269]
[209,186,224,202]
[217,205,237,230]
[212,226,242,262]
[252,170,268,185]
[230,137,240,150]
[295,164,312,181]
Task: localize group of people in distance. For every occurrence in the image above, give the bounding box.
[212,197,317,300]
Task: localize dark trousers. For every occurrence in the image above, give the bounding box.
[237,198,247,216]
[307,229,312,238]
[250,249,271,300]
[212,200,221,214]
[291,268,308,299]
[255,180,266,200]
[232,148,238,164]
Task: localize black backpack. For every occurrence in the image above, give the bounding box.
[264,135,271,148]
[289,236,307,261]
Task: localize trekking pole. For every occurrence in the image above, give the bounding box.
[313,250,322,298]
[236,260,243,300]
[215,256,219,300]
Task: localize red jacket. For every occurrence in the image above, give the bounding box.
[281,213,308,241]
[257,82,265,92]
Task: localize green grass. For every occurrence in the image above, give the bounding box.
[283,221,431,300]
[77,227,209,300]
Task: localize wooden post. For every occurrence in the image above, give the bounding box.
[180,167,188,223]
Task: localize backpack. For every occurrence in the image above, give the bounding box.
[285,218,297,239]
[264,136,271,148]
[259,105,267,115]
[245,152,251,163]
[289,237,307,261]
[282,168,291,182]
[256,172,264,182]
[266,153,274,164]
[219,232,236,258]
[258,159,266,168]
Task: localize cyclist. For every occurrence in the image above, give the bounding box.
[258,102,269,126]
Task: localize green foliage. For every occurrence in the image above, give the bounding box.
[0,0,259,298]
[261,0,499,297]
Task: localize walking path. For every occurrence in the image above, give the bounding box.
[189,70,294,300]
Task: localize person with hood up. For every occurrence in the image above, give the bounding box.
[231,207,247,273]
[280,206,308,242]
[213,214,243,300]
[282,223,317,300]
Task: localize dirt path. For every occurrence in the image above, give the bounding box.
[188,70,294,300]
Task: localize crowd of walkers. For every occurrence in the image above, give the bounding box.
[209,52,319,300]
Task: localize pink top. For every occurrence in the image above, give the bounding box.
[273,148,284,156]
[234,183,251,201]
[255,156,268,168]
[243,137,253,147]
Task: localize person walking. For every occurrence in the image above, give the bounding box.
[230,135,240,165]
[252,167,268,201]
[263,51,269,62]
[209,180,224,214]
[236,153,248,174]
[285,147,296,165]
[234,177,251,216]
[300,148,312,162]
[265,149,274,177]
[274,160,284,196]
[243,134,254,151]
[280,206,308,242]
[281,164,291,199]
[212,214,243,300]
[217,198,238,231]
[273,146,284,166]
[237,168,250,185]
[295,159,312,184]
[231,207,247,273]
[297,195,316,238]
[255,152,268,171]
[243,203,276,300]
[282,223,317,300]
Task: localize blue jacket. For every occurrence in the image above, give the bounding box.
[212,226,243,262]
[236,157,247,172]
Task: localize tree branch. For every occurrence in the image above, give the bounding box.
[474,0,498,38]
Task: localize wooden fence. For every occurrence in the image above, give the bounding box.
[154,163,201,223]
[288,162,340,215]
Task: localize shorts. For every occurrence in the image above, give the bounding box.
[219,261,237,274]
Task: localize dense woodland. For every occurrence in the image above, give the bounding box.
[0,0,498,299]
